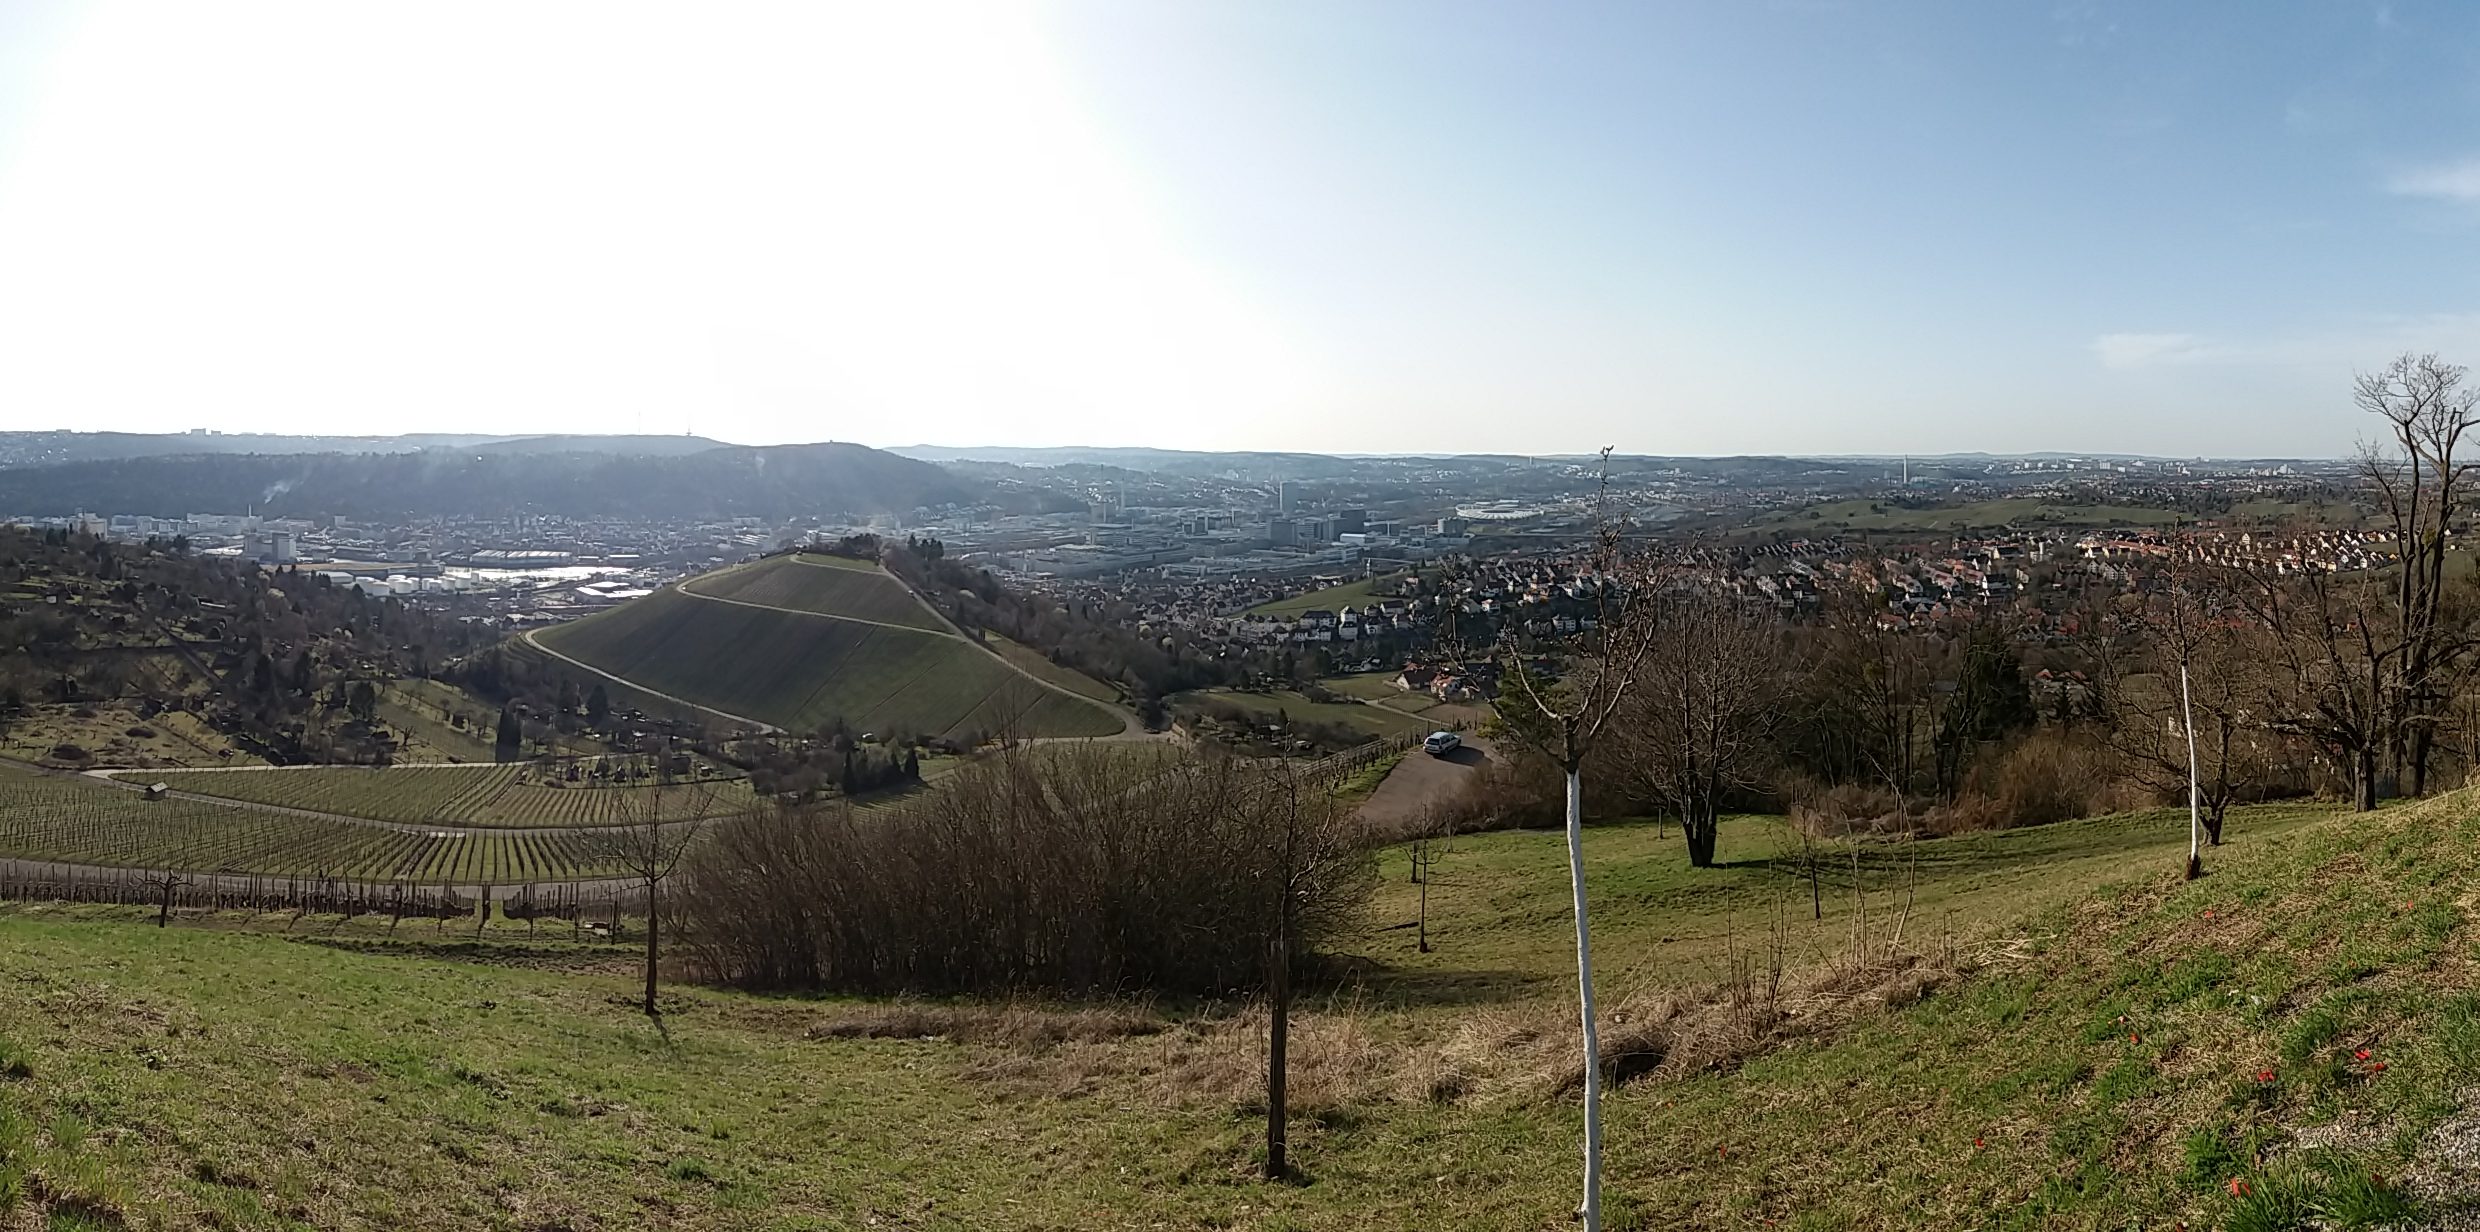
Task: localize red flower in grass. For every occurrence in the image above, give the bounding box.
[1974,1137,1985,1150]
[2355,1049,2372,1061]
[2227,1177,2252,1198]
[2255,1069,2277,1083]
[2202,909,2216,920]
[2371,1062,2388,1073]
[2129,1032,2142,1044]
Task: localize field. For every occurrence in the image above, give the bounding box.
[1247,572,1405,617]
[0,766,623,883]
[1748,497,2187,534]
[678,553,951,632]
[986,632,1125,703]
[12,792,2480,1229]
[534,556,1125,741]
[1171,687,1436,739]
[123,763,760,829]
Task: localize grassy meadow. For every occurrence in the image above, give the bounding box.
[13,791,2480,1228]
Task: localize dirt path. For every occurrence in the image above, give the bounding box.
[1354,735,1498,831]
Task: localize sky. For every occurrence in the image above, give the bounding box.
[1,1,2477,457]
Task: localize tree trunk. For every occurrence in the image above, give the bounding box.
[1265,930,1290,1181]
[2410,725,2434,797]
[2355,747,2379,812]
[1563,764,1603,1230]
[642,881,661,1018]
[1417,871,1430,954]
[2204,801,2226,846]
[1683,808,1719,869]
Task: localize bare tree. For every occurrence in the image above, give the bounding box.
[2105,573,2266,859]
[2358,352,2480,796]
[1495,448,1663,1232]
[605,750,721,1018]
[1408,827,1446,954]
[143,871,188,928]
[1609,586,1785,868]
[2236,561,2394,810]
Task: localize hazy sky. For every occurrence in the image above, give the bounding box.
[2,1,2477,456]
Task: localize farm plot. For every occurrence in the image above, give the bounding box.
[537,588,1122,740]
[680,553,949,631]
[0,767,626,882]
[128,763,758,829]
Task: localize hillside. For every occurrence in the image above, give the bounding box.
[528,553,1126,741]
[6,795,2475,1228]
[0,442,969,520]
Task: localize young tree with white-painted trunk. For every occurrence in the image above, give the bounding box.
[1496,448,1663,1232]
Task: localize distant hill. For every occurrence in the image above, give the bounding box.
[0,442,970,520]
[0,431,742,470]
[461,435,729,457]
[526,553,1126,741]
[0,430,509,468]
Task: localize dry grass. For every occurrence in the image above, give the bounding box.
[792,938,1978,1124]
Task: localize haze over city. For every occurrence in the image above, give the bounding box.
[3,0,2477,456]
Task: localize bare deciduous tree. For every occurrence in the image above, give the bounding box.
[2359,352,2480,796]
[1609,586,1786,868]
[1495,448,1662,1232]
[605,751,721,1018]
[2104,572,2265,863]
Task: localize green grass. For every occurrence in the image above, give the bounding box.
[12,790,2480,1229]
[984,633,1126,705]
[1349,803,2339,996]
[1246,574,1405,617]
[535,557,1123,741]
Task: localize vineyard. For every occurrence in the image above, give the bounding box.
[0,766,630,884]
[122,762,760,828]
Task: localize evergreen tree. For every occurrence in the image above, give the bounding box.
[495,707,522,751]
[586,684,610,726]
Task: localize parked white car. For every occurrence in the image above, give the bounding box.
[1423,731,1461,757]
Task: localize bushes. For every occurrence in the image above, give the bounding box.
[676,744,1375,996]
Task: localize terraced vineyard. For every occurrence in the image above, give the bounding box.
[534,554,1125,740]
[679,553,950,631]
[126,763,759,828]
[0,766,626,882]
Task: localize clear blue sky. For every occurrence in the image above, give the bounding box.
[0,1,2473,457]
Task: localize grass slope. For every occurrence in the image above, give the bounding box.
[1247,573,1404,617]
[16,796,2472,1228]
[534,557,1122,741]
[679,554,950,632]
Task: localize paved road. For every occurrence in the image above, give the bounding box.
[1354,736,1499,831]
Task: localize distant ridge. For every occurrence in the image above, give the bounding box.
[0,442,970,520]
[0,430,742,469]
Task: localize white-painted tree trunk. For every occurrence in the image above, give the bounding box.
[2182,663,2200,877]
[1564,764,1603,1230]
